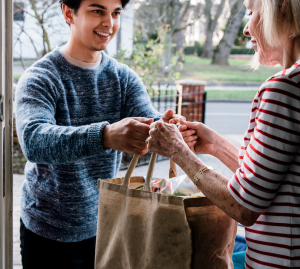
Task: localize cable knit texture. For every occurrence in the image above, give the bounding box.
[16,48,160,242]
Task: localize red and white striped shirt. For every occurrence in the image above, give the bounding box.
[228,61,300,268]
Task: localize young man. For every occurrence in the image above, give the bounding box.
[16,0,179,268]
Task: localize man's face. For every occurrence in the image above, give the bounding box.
[70,0,122,51]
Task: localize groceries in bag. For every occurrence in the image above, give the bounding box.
[135,175,205,197]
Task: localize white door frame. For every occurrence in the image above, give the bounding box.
[0,0,14,268]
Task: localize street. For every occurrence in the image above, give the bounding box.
[205,101,252,135]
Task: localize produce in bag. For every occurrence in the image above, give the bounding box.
[135,175,205,197]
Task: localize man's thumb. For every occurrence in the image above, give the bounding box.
[162,109,174,121]
[132,117,154,124]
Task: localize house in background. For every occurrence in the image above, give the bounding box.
[13,1,134,60]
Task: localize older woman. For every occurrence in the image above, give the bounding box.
[148,0,300,268]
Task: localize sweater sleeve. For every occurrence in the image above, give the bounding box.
[16,69,110,165]
[121,67,161,120]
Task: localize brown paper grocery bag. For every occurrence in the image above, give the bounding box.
[95,154,237,269]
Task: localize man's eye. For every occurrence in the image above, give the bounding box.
[113,12,121,16]
[93,10,104,15]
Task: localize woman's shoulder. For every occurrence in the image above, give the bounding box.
[259,63,300,98]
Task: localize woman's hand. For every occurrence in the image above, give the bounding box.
[177,119,220,157]
[148,121,189,160]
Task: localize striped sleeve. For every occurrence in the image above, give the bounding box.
[228,77,300,213]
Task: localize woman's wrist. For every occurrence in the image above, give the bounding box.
[171,141,190,163]
[172,143,204,174]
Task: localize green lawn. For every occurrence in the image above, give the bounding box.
[14,60,35,66]
[13,74,21,82]
[206,90,257,100]
[180,56,281,83]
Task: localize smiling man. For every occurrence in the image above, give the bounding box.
[15,0,178,268]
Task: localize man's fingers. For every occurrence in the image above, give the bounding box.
[132,117,154,125]
[162,109,174,122]
[181,129,196,138]
[131,146,149,156]
[134,122,151,135]
[134,131,149,142]
[132,140,148,151]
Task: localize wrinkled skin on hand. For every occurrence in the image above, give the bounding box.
[148,121,188,159]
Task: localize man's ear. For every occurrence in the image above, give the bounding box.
[62,4,75,25]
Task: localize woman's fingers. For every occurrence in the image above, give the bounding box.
[183,135,198,143]
[181,129,196,138]
[178,125,187,132]
[179,118,203,131]
[186,140,197,148]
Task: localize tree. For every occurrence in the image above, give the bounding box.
[211,0,246,65]
[135,0,192,76]
[234,18,249,46]
[201,0,226,59]
[116,27,182,89]
[14,0,66,62]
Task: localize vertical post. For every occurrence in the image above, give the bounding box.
[175,79,206,123]
[0,0,4,267]
[116,16,122,57]
[176,83,183,115]
[4,0,13,268]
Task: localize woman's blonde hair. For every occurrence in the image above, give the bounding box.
[250,0,300,69]
[261,0,300,46]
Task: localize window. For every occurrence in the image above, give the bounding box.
[14,2,25,21]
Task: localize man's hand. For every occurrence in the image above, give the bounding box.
[162,109,185,124]
[103,117,153,155]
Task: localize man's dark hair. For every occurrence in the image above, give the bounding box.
[59,0,130,14]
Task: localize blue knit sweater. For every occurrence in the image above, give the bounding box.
[16,48,160,242]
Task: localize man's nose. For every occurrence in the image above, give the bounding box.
[243,21,250,37]
[102,14,113,28]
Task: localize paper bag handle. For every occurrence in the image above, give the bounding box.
[143,153,157,191]
[122,152,179,190]
[121,152,157,191]
[122,154,140,187]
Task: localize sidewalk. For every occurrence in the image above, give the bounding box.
[13,134,244,268]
